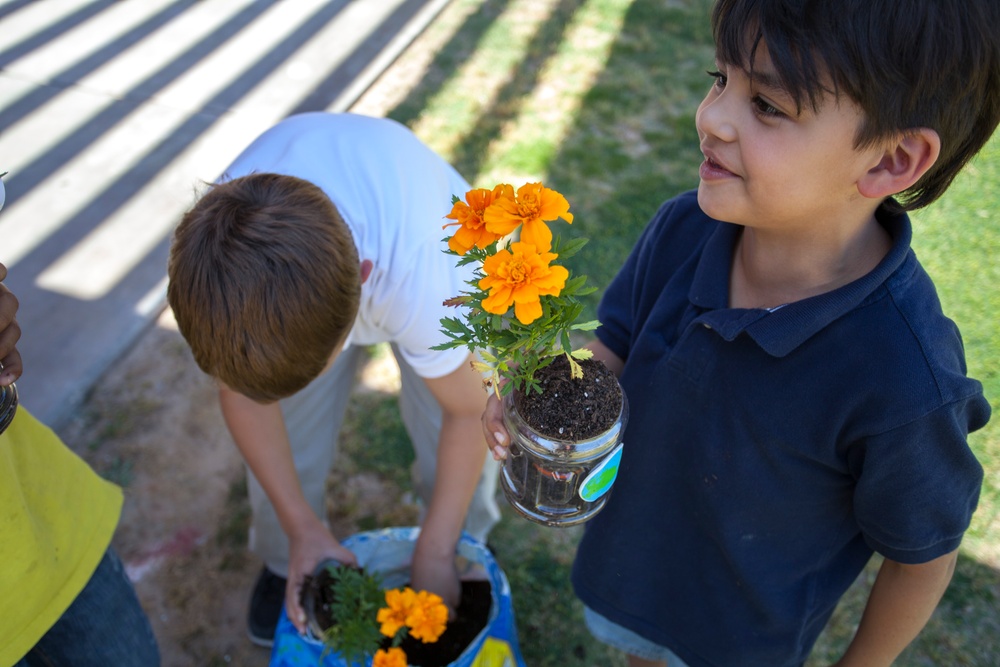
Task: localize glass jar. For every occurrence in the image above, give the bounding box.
[0,373,17,435]
[499,391,627,527]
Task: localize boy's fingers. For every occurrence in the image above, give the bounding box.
[0,349,22,385]
[0,314,21,352]
[286,578,307,633]
[0,285,19,328]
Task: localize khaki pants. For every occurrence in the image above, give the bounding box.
[246,344,500,576]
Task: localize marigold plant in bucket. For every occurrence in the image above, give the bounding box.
[304,563,447,666]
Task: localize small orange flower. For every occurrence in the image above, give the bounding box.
[483,182,573,253]
[479,241,569,325]
[405,590,448,643]
[443,184,511,255]
[373,647,408,667]
[377,587,417,637]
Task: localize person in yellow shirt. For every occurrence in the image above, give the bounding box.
[0,174,159,666]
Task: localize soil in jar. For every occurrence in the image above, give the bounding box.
[512,356,622,440]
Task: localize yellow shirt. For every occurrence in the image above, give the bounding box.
[0,408,122,666]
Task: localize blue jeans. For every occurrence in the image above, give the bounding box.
[13,547,160,667]
[584,606,690,666]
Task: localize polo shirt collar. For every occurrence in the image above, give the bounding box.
[688,207,913,357]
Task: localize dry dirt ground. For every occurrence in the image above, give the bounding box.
[59,309,413,667]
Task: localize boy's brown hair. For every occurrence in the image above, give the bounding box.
[167,173,361,403]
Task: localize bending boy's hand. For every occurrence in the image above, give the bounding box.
[482,391,509,461]
[410,549,460,618]
[0,262,23,385]
[285,521,357,634]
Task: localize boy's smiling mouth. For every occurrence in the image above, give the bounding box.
[699,151,738,180]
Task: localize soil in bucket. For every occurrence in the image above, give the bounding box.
[303,566,492,667]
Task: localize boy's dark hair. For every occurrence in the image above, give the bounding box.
[712,0,1000,211]
[167,173,361,403]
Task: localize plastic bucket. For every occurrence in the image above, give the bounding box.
[269,527,526,667]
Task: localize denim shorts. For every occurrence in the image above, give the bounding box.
[13,547,160,667]
[584,606,690,666]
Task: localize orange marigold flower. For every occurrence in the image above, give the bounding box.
[373,647,408,667]
[443,184,511,255]
[483,182,572,253]
[377,587,417,638]
[479,241,569,325]
[405,590,448,643]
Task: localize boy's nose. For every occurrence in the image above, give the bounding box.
[696,93,737,143]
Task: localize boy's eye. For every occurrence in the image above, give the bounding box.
[752,95,783,118]
[706,70,727,89]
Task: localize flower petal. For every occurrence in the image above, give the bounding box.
[447,224,477,255]
[373,647,408,667]
[538,186,573,224]
[519,219,553,253]
[482,285,514,315]
[513,299,543,325]
[483,197,523,237]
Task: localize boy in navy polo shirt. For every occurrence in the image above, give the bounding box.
[484,0,998,665]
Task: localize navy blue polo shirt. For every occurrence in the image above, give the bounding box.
[572,190,989,667]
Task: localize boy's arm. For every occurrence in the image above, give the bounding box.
[832,550,957,667]
[217,386,356,631]
[410,353,490,612]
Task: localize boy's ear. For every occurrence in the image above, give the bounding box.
[858,128,941,200]
[359,258,373,284]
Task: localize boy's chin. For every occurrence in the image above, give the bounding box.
[696,184,736,223]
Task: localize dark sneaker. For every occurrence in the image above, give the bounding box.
[247,567,287,647]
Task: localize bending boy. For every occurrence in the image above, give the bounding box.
[484,0,998,665]
[168,112,500,646]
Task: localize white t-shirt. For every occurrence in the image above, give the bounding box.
[222,112,473,379]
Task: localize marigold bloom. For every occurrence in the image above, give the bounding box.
[483,182,572,253]
[377,587,417,637]
[373,647,408,667]
[479,241,569,325]
[443,184,511,255]
[405,590,448,643]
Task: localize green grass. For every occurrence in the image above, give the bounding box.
[342,0,1000,663]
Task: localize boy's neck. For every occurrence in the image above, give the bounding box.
[728,208,892,310]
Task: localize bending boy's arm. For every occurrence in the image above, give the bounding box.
[833,550,957,667]
[217,386,355,630]
[410,354,490,611]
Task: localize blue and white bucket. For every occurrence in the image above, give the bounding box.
[269,527,526,667]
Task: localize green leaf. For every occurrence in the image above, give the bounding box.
[555,236,589,258]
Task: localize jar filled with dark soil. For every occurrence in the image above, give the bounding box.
[500,356,628,527]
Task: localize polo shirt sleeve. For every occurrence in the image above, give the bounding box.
[851,395,988,564]
[596,193,707,363]
[596,251,640,362]
[596,199,676,361]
